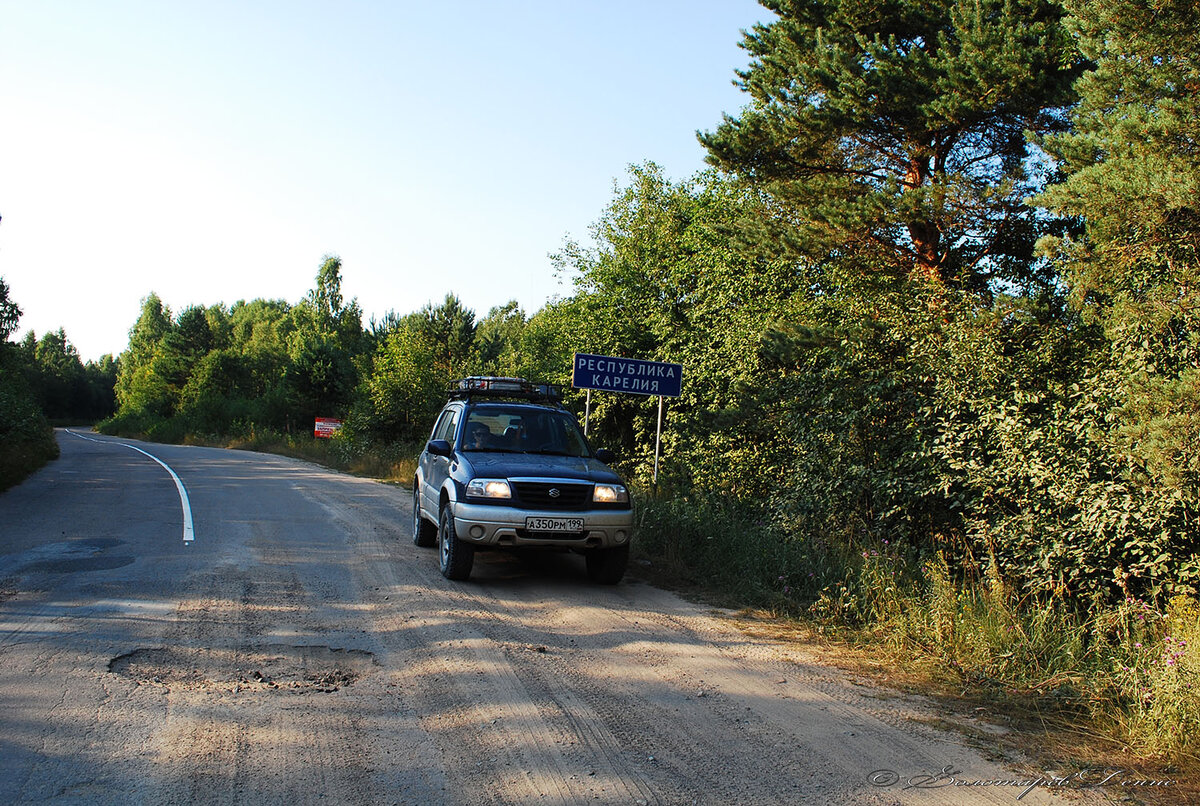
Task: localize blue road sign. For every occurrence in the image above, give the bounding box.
[572,353,683,398]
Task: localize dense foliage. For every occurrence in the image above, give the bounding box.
[105,257,365,442]
[0,278,61,490]
[682,0,1196,606]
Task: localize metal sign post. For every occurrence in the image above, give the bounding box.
[653,395,664,484]
[571,353,683,485]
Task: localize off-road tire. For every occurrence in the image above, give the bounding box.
[438,507,475,580]
[412,485,437,547]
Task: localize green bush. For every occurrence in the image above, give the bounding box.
[0,357,59,491]
[636,494,797,604]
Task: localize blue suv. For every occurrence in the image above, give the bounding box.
[412,377,635,583]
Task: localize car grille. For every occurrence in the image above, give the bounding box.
[512,481,591,511]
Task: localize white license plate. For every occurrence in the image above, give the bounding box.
[525,516,584,533]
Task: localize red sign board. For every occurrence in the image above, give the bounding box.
[314,417,343,438]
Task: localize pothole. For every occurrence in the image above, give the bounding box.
[22,556,135,574]
[7,538,133,576]
[109,644,376,693]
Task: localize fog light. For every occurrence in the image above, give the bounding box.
[469,525,485,539]
[615,530,628,544]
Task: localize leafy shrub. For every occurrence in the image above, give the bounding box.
[0,353,59,490]
[930,303,1198,603]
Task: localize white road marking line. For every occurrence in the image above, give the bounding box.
[67,430,195,544]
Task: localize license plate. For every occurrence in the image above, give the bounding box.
[525,516,584,533]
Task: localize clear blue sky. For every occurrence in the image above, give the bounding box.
[0,1,769,361]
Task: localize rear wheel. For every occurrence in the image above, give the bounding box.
[586,544,629,584]
[412,484,436,547]
[438,507,475,580]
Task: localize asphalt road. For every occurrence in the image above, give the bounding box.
[0,430,1115,805]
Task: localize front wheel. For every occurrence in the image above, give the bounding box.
[412,484,436,547]
[438,507,475,580]
[586,544,629,584]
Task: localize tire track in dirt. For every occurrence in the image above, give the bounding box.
[337,478,1110,806]
[104,506,446,806]
[308,483,667,804]
[397,580,902,805]
[127,562,374,804]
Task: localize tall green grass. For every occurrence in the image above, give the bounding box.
[229,427,419,483]
[97,415,419,484]
[633,492,1200,762]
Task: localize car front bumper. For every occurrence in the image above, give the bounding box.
[449,501,634,550]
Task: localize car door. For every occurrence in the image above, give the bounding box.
[419,405,460,516]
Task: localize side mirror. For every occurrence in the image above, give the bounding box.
[594,448,615,464]
[426,439,453,457]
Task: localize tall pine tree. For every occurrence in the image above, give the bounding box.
[1037,0,1200,508]
[700,0,1083,289]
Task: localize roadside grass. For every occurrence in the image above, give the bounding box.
[0,433,60,492]
[96,416,419,485]
[221,428,419,483]
[630,492,1200,796]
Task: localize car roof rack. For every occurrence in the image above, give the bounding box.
[448,376,564,405]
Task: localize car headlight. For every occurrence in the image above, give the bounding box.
[466,478,512,499]
[593,484,629,504]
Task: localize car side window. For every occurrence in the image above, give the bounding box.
[435,409,460,443]
[430,411,451,441]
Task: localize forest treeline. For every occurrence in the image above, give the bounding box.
[2,0,1197,756]
[0,277,116,489]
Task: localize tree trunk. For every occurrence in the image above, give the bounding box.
[903,157,943,284]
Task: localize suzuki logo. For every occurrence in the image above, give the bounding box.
[548,488,561,498]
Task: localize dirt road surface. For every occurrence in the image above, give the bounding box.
[0,432,1127,804]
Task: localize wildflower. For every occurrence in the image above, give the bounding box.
[1135,642,1142,648]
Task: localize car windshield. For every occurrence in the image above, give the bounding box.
[461,406,591,457]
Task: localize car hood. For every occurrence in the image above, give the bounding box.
[459,452,624,484]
